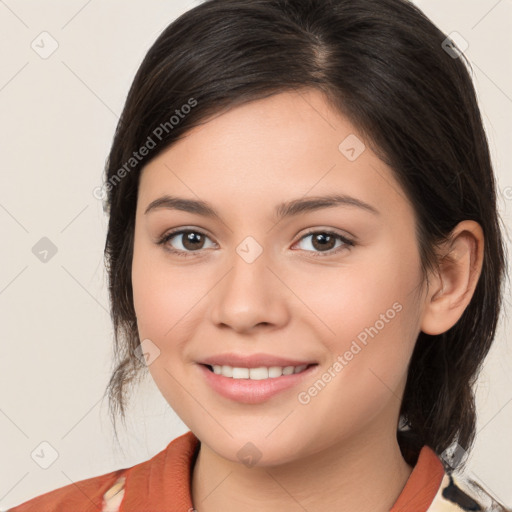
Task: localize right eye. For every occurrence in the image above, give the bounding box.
[157,228,217,257]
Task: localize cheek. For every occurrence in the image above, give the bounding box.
[132,274,182,340]
[312,250,421,349]
[314,244,423,398]
[131,245,205,420]
[320,294,415,404]
[131,240,208,340]
[294,296,419,448]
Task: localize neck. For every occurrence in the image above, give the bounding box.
[191,428,413,512]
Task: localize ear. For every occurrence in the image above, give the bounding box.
[420,220,484,335]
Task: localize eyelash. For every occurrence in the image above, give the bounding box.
[157,228,355,259]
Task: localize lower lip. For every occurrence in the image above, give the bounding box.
[197,364,318,404]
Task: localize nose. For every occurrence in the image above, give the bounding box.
[209,240,289,334]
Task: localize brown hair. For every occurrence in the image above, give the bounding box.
[100,0,507,468]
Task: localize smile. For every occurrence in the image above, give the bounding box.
[198,362,319,404]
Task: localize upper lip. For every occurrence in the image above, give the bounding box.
[199,353,317,369]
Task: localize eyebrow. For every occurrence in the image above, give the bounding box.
[144,193,380,219]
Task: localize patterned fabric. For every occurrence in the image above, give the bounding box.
[6,431,510,511]
[101,476,126,512]
[434,473,511,511]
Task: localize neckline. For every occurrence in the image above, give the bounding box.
[390,444,445,511]
[128,432,444,512]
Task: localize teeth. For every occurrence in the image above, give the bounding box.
[210,364,309,379]
[232,367,249,379]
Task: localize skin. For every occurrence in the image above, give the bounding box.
[131,89,484,512]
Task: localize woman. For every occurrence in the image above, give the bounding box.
[8,0,509,510]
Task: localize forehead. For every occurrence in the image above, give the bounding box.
[137,89,413,223]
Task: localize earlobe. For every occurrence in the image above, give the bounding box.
[420,220,484,336]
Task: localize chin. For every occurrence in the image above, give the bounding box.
[197,429,310,468]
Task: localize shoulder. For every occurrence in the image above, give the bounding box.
[6,431,199,512]
[5,469,128,512]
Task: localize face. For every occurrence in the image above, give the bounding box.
[132,89,428,466]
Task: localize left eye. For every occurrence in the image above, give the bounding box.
[293,231,354,255]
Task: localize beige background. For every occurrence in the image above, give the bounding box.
[0,0,510,509]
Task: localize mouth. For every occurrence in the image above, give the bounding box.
[197,359,319,404]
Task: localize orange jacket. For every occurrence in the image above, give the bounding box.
[6,431,509,511]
